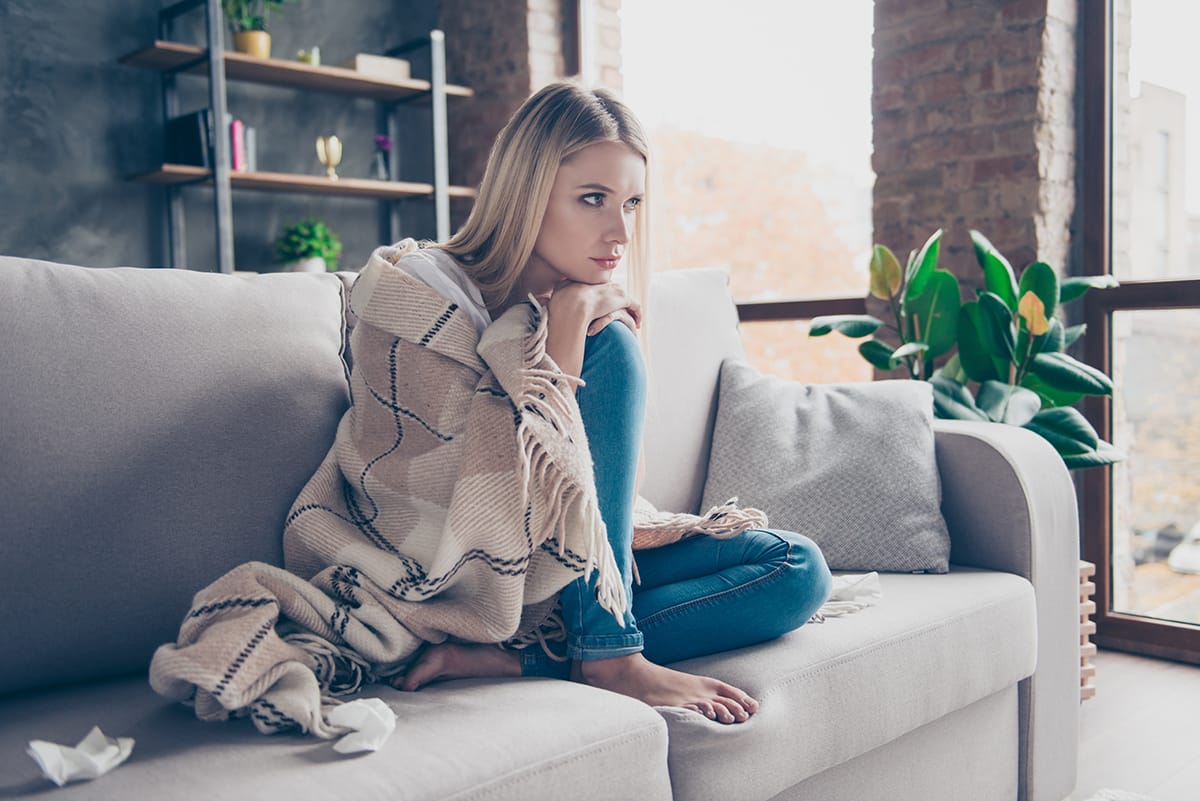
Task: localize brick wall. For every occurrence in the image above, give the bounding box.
[439,0,532,222]
[440,0,625,230]
[872,0,1079,291]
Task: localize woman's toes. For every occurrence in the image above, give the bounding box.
[716,697,749,722]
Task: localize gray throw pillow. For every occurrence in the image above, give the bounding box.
[701,360,951,573]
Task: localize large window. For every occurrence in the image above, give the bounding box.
[619,1,875,383]
[1084,0,1200,662]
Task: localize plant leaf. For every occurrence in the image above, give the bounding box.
[1018,291,1050,336]
[1024,406,1099,454]
[809,315,883,338]
[931,375,989,421]
[969,229,1019,311]
[904,269,961,358]
[1027,352,1113,395]
[905,229,943,303]
[1033,318,1066,355]
[940,353,969,384]
[1060,275,1119,305]
[1062,441,1125,469]
[977,290,1017,360]
[1018,261,1058,322]
[1062,323,1087,347]
[957,302,1003,382]
[858,339,898,371]
[869,246,903,299]
[892,342,930,361]
[976,380,1042,426]
[1019,372,1085,409]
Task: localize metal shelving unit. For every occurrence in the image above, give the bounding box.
[121,0,473,272]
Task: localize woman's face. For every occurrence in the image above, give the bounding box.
[523,140,646,294]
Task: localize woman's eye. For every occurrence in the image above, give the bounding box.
[623,197,643,212]
[581,193,604,207]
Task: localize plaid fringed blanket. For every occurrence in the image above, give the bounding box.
[149,241,766,738]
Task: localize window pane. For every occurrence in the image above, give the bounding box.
[1112,0,1200,280]
[620,1,875,302]
[740,320,874,384]
[1110,309,1200,626]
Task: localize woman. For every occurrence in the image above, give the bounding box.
[386,81,833,725]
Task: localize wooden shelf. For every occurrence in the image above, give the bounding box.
[119,41,474,102]
[130,164,477,200]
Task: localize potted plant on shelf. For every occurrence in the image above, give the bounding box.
[273,218,342,273]
[222,0,291,59]
[809,228,1123,469]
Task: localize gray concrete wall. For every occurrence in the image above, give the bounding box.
[0,0,440,271]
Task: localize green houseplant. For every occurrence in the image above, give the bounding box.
[222,0,291,57]
[273,218,342,273]
[810,228,1122,469]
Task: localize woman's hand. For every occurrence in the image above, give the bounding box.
[541,281,641,378]
[547,280,642,335]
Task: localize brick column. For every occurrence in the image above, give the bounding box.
[872,0,1079,292]
[591,0,624,91]
[439,0,533,202]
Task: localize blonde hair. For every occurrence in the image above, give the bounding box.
[435,80,652,314]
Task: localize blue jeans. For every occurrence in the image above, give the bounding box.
[521,323,832,677]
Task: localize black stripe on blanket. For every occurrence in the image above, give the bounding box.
[187,597,275,619]
[419,304,458,346]
[330,566,363,608]
[540,538,590,570]
[387,544,542,600]
[330,605,347,639]
[213,618,275,699]
[250,698,300,732]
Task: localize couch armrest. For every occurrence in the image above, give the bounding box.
[933,420,1079,801]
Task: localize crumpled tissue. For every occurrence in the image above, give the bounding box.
[327,697,397,754]
[27,726,134,787]
[814,572,883,620]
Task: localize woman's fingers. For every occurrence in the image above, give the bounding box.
[587,308,639,336]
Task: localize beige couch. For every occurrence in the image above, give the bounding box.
[0,256,1079,801]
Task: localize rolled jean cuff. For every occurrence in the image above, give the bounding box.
[568,632,644,661]
[520,648,571,679]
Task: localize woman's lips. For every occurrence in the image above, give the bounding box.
[590,257,620,270]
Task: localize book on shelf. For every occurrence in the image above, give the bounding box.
[230,118,247,172]
[164,109,213,167]
[163,110,256,172]
[244,126,257,172]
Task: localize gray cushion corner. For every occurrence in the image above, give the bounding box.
[701,360,951,573]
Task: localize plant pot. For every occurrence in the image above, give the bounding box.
[286,256,327,274]
[233,30,271,59]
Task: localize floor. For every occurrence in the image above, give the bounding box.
[1068,648,1200,801]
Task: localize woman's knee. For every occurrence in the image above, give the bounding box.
[768,530,834,623]
[581,322,645,391]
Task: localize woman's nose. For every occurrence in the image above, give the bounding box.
[604,208,631,244]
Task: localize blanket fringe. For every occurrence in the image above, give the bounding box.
[502,608,570,662]
[509,295,626,624]
[632,496,769,550]
[282,630,375,699]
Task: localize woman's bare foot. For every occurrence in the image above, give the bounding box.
[571,653,758,724]
[391,643,520,691]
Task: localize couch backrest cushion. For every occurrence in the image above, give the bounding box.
[641,268,746,515]
[0,257,350,696]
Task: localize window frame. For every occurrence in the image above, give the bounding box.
[1081,0,1200,664]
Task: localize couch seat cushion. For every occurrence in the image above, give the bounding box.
[0,675,671,801]
[659,568,1036,801]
